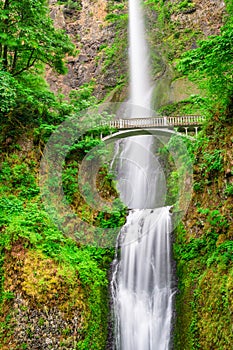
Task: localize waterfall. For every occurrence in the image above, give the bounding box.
[112,208,173,350]
[111,0,174,349]
[129,0,151,110]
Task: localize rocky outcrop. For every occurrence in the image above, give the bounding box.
[147,0,226,109]
[46,0,117,99]
[1,247,86,349]
[8,295,82,350]
[170,0,226,36]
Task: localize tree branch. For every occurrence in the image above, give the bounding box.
[12,58,37,76]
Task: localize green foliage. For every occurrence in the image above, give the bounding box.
[100,5,127,87]
[62,161,79,203]
[0,68,59,127]
[225,183,233,196]
[0,314,13,346]
[174,221,233,349]
[107,1,125,13]
[174,208,229,266]
[58,0,82,11]
[0,70,17,113]
[0,191,113,347]
[197,208,228,230]
[0,125,121,348]
[158,95,207,117]
[145,0,172,23]
[176,0,195,13]
[174,120,233,347]
[0,0,76,129]
[96,202,126,229]
[102,36,127,79]
[69,81,98,112]
[174,224,203,262]
[177,19,233,118]
[201,149,224,175]
[105,11,127,22]
[33,123,58,144]
[0,0,75,75]
[0,156,39,198]
[158,134,195,207]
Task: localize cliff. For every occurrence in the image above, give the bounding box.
[46,0,127,100]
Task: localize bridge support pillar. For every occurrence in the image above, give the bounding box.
[194,127,198,137]
[184,127,188,135]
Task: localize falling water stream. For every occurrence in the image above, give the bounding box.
[111,0,173,349]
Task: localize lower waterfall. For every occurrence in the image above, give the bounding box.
[111,207,174,350]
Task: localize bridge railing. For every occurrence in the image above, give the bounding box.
[102,115,205,129]
[167,115,205,126]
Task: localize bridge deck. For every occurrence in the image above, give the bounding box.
[104,115,205,129]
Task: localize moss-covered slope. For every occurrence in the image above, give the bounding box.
[174,121,233,349]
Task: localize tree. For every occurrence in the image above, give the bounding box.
[0,0,76,125]
[0,0,75,76]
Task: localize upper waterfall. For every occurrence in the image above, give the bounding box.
[129,0,152,114]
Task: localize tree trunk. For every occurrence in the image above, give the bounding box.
[2,0,10,70]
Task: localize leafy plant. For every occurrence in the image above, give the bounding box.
[224,183,233,196]
[177,17,233,119]
[201,149,223,175]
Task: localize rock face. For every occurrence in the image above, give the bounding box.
[170,0,226,36]
[46,1,226,103]
[1,247,86,349]
[148,0,226,109]
[9,295,82,350]
[46,0,117,99]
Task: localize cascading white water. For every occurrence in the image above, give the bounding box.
[111,0,173,349]
[116,0,164,209]
[112,208,173,350]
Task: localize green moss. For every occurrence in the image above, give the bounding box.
[196,267,233,349]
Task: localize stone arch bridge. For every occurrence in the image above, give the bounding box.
[100,115,205,140]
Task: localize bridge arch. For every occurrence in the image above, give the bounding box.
[101,128,195,143]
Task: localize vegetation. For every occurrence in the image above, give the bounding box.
[173,98,233,349]
[0,0,74,75]
[178,4,233,121]
[0,1,124,349]
[0,0,232,349]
